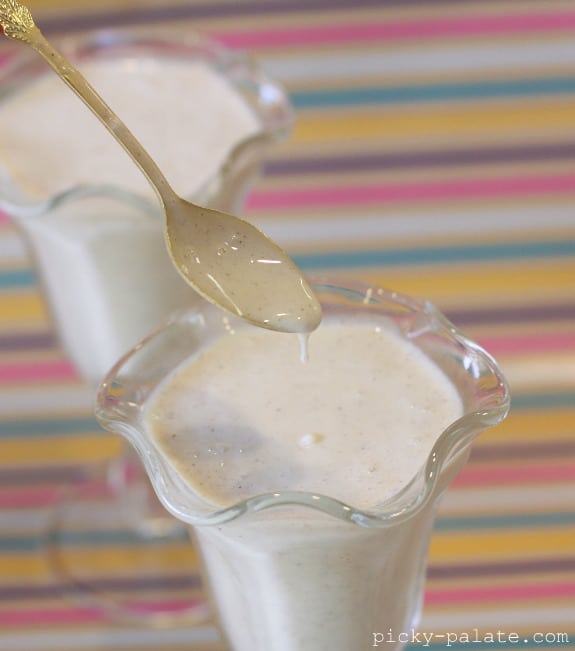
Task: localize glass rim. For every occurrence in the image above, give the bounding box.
[96,278,511,529]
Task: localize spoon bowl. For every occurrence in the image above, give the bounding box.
[164,195,321,332]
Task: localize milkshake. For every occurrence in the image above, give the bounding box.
[97,281,510,651]
[1,29,291,382]
[0,54,261,202]
[145,317,463,510]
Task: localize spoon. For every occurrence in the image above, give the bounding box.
[0,1,322,334]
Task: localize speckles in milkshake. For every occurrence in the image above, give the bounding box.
[144,315,463,509]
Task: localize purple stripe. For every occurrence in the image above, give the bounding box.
[470,441,575,462]
[0,332,57,352]
[428,557,575,580]
[264,142,575,177]
[0,441,568,487]
[0,466,88,485]
[0,574,202,601]
[446,303,575,327]
[36,0,493,34]
[4,559,574,599]
[0,305,572,356]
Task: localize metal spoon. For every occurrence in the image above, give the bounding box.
[0,1,322,333]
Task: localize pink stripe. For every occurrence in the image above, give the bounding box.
[0,486,62,508]
[426,581,575,606]
[117,599,203,615]
[453,463,575,488]
[0,209,10,225]
[0,472,150,508]
[0,334,571,383]
[0,599,201,626]
[479,332,575,356]
[247,174,575,211]
[0,606,104,626]
[214,12,575,49]
[0,360,78,384]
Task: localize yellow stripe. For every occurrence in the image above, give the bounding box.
[361,260,575,307]
[479,409,575,444]
[10,534,567,576]
[0,545,200,580]
[293,101,575,144]
[5,530,572,579]
[0,434,122,465]
[0,293,48,323]
[0,555,54,580]
[430,527,575,562]
[48,544,201,575]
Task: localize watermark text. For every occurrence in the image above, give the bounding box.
[373,629,571,647]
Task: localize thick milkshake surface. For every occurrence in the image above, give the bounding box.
[144,314,464,510]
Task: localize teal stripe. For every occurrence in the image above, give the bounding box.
[0,417,100,438]
[0,394,571,440]
[292,75,575,109]
[2,512,572,552]
[0,269,35,289]
[0,536,43,552]
[1,242,574,289]
[293,239,575,270]
[512,392,574,411]
[0,528,188,551]
[435,511,575,533]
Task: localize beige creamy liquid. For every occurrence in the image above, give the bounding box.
[144,316,464,651]
[146,316,463,509]
[166,201,322,334]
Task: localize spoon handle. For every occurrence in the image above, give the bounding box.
[0,0,177,208]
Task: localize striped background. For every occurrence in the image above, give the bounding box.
[1,0,574,649]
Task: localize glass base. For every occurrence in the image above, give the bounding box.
[45,464,210,626]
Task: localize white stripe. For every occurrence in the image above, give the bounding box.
[0,508,53,532]
[441,483,575,515]
[6,206,575,257]
[421,606,574,632]
[503,355,575,393]
[5,202,573,258]
[262,39,575,83]
[0,626,221,650]
[0,385,94,415]
[252,204,575,249]
[0,232,28,261]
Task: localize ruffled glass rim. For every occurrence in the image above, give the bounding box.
[96,278,511,529]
